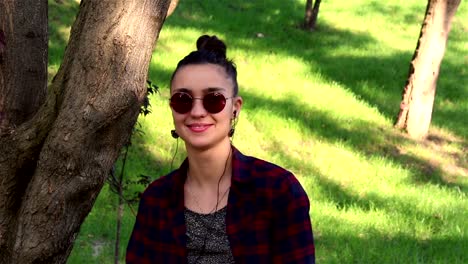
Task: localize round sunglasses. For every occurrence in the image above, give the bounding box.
[169,92,232,114]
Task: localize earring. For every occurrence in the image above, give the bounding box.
[171,130,179,139]
[228,110,237,137]
[229,110,237,137]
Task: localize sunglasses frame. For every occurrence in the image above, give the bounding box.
[169,92,233,114]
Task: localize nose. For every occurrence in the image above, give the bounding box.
[190,98,207,117]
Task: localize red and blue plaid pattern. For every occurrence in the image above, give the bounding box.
[126,146,315,263]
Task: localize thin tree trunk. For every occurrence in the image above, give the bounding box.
[395,0,461,139]
[304,0,321,31]
[114,145,128,264]
[115,194,124,264]
[167,0,180,17]
[0,0,171,263]
[0,0,47,129]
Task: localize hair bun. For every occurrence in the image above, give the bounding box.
[196,35,227,58]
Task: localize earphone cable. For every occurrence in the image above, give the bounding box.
[192,146,232,263]
[170,137,179,172]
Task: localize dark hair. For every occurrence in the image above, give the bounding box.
[170,35,238,96]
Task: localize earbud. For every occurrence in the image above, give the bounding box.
[171,130,179,139]
[233,110,237,118]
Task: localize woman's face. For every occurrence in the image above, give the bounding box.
[170,63,242,151]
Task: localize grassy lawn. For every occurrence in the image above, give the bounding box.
[48,0,468,263]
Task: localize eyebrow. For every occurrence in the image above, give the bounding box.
[172,88,191,93]
[205,87,226,92]
[172,87,227,93]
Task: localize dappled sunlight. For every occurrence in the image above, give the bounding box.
[255,131,467,262]
[130,92,187,174]
[316,208,465,262]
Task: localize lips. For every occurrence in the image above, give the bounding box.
[187,123,212,133]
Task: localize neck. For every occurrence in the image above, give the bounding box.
[185,140,232,188]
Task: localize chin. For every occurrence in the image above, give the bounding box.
[185,141,216,152]
[183,134,229,151]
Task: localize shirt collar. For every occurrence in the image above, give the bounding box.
[169,145,253,203]
[231,145,253,184]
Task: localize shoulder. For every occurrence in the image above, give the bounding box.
[241,153,291,178]
[139,171,179,203]
[234,147,288,175]
[233,148,307,197]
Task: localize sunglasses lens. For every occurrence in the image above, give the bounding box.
[170,93,192,114]
[170,92,227,114]
[203,93,226,113]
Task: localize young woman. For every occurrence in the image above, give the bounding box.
[126,35,315,263]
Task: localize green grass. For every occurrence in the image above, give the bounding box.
[47,0,468,263]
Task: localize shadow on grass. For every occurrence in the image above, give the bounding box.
[241,89,467,190]
[365,0,425,25]
[164,0,467,139]
[317,191,468,262]
[318,215,467,263]
[264,140,467,263]
[145,57,467,191]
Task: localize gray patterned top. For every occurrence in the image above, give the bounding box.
[185,207,235,264]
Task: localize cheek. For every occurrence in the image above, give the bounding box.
[214,111,233,125]
[172,112,185,125]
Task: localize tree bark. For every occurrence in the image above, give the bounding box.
[0,0,48,129]
[304,0,322,31]
[0,0,170,263]
[395,0,461,139]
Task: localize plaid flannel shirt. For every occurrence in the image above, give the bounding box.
[126,146,315,263]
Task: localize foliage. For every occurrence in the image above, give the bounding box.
[107,79,159,204]
[105,79,158,264]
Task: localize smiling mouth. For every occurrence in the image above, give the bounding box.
[187,124,212,132]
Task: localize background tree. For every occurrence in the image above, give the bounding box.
[304,0,322,31]
[0,0,170,263]
[167,0,180,17]
[395,0,461,139]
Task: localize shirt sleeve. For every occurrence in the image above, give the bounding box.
[126,192,153,264]
[271,173,315,264]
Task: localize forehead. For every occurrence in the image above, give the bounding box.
[171,64,233,94]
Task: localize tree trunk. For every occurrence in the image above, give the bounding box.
[0,0,48,129]
[0,0,170,263]
[304,0,322,31]
[167,0,180,17]
[395,0,461,139]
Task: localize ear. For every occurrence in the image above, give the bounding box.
[232,96,243,117]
